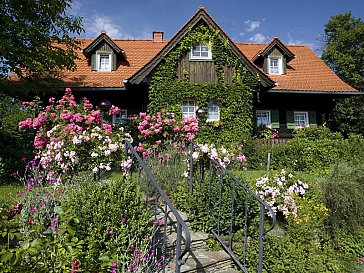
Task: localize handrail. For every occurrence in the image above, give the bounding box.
[187,141,276,273]
[124,140,191,272]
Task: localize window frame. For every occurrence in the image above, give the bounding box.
[97,53,112,72]
[294,111,309,128]
[182,100,196,118]
[112,109,127,125]
[206,100,220,122]
[268,56,282,75]
[190,42,212,60]
[256,110,271,128]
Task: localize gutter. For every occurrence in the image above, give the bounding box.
[267,89,364,95]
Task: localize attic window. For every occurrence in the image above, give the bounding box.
[190,43,212,60]
[98,53,111,72]
[268,56,283,75]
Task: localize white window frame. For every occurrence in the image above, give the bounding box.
[182,100,196,118]
[256,110,271,128]
[97,53,112,72]
[112,109,127,124]
[190,42,212,60]
[268,56,282,75]
[206,101,220,122]
[294,111,309,128]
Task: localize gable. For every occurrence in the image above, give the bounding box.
[127,6,274,88]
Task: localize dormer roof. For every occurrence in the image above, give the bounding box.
[83,31,127,59]
[252,36,295,63]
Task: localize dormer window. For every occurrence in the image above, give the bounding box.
[268,56,282,75]
[190,43,212,60]
[98,54,111,71]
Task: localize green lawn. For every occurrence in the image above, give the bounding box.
[0,184,23,207]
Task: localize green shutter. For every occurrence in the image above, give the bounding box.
[91,54,97,71]
[112,52,117,71]
[309,111,317,126]
[271,110,280,128]
[253,110,257,128]
[286,111,295,129]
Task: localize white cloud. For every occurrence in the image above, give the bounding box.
[287,33,303,45]
[85,16,133,38]
[249,33,267,43]
[244,20,261,32]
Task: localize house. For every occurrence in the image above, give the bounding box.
[10,6,359,140]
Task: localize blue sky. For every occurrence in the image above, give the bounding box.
[71,0,364,54]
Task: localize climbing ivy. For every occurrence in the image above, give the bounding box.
[148,24,259,143]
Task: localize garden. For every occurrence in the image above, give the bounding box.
[0,89,364,272]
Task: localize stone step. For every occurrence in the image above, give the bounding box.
[153,207,240,273]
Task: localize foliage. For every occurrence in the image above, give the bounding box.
[18,88,129,180]
[256,126,364,173]
[62,175,154,271]
[0,0,83,85]
[0,95,34,181]
[322,12,364,91]
[148,24,259,144]
[321,163,364,231]
[321,12,364,135]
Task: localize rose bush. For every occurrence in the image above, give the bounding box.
[18,88,131,179]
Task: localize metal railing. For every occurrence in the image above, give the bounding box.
[186,141,276,273]
[124,140,191,273]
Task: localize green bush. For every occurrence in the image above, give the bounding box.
[321,163,364,231]
[62,175,153,271]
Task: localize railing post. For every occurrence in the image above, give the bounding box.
[176,222,182,273]
[258,203,265,273]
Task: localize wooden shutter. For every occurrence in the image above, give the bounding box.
[309,111,317,126]
[112,52,117,71]
[271,110,280,129]
[263,57,268,73]
[282,56,286,75]
[252,110,257,128]
[91,54,97,71]
[286,111,295,129]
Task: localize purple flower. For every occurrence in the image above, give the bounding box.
[112,262,117,267]
[108,230,113,235]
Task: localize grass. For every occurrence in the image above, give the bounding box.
[0,184,23,207]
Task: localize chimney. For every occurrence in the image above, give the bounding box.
[153,31,164,43]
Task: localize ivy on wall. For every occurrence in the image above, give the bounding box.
[148,24,259,143]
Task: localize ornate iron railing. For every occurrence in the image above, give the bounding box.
[124,140,191,273]
[186,141,276,273]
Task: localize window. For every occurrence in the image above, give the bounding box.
[256,110,271,128]
[268,56,282,75]
[207,101,220,121]
[182,100,195,118]
[294,111,309,128]
[112,109,127,124]
[98,54,111,71]
[190,43,212,60]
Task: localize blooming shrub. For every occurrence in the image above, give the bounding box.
[130,112,198,158]
[255,169,309,218]
[18,88,131,179]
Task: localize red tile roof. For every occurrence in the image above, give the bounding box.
[60,39,167,88]
[236,42,357,92]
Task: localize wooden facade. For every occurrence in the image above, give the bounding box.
[177,53,235,84]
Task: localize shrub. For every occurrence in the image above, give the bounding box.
[321,163,364,231]
[62,175,153,271]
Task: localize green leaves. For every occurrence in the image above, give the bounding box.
[0,0,83,83]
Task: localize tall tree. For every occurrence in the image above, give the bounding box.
[0,0,83,83]
[322,12,364,135]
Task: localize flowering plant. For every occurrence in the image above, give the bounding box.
[132,111,198,159]
[255,169,309,219]
[18,88,131,179]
